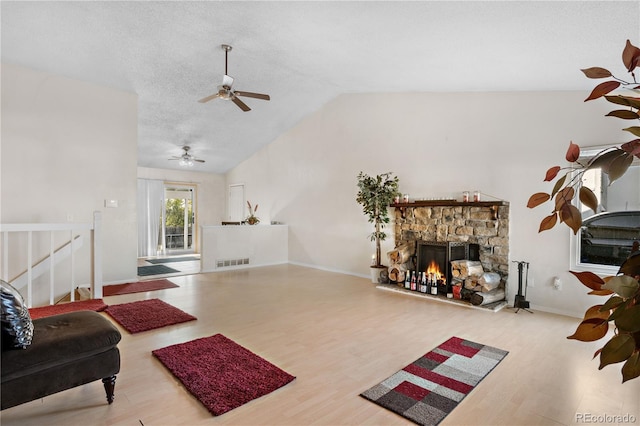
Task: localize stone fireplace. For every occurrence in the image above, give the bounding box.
[388,200,510,306]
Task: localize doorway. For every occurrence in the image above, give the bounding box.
[163,184,196,255]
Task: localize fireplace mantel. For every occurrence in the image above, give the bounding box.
[391,200,508,208]
[392,200,509,220]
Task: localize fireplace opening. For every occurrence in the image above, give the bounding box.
[416,241,479,293]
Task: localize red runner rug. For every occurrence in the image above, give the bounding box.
[28,299,108,320]
[152,334,296,416]
[105,298,196,334]
[360,337,508,425]
[103,279,178,296]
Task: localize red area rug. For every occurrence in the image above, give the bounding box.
[103,279,178,296]
[105,298,196,334]
[152,334,296,416]
[360,337,508,425]
[28,299,108,320]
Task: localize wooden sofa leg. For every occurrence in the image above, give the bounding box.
[102,375,117,404]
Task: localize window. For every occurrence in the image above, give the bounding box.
[570,147,640,275]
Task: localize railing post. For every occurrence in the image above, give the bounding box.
[27,231,33,308]
[92,211,103,299]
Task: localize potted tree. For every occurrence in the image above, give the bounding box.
[356,171,400,283]
[528,39,640,382]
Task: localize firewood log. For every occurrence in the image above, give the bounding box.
[478,272,501,292]
[388,263,407,284]
[470,288,505,306]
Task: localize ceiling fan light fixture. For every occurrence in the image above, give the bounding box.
[179,157,194,167]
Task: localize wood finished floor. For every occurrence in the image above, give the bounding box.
[2,264,639,426]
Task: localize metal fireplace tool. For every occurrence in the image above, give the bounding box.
[511,260,533,313]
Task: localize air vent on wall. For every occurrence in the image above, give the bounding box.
[216,258,250,268]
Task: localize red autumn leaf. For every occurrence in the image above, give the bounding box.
[570,270,605,291]
[567,318,610,342]
[622,39,640,72]
[604,95,632,107]
[544,166,561,181]
[583,305,610,320]
[581,67,612,78]
[579,186,599,214]
[538,213,557,232]
[585,81,621,101]
[588,289,615,296]
[621,139,640,158]
[565,142,580,162]
[554,187,574,211]
[606,110,640,119]
[560,203,582,234]
[527,192,550,208]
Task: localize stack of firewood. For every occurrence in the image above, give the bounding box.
[387,242,414,284]
[450,260,505,305]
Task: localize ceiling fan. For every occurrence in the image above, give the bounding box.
[198,44,270,112]
[169,146,205,167]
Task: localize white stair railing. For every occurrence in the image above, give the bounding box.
[0,211,103,307]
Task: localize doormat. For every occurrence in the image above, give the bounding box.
[103,279,178,296]
[29,299,108,320]
[137,264,179,276]
[360,337,508,426]
[105,298,196,334]
[145,256,200,264]
[152,334,295,416]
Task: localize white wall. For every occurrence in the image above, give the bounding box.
[1,63,138,302]
[226,91,626,317]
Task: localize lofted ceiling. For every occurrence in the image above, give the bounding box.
[2,1,639,174]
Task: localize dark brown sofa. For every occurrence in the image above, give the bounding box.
[1,310,121,410]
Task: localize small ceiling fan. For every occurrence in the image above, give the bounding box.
[169,146,205,167]
[198,44,270,112]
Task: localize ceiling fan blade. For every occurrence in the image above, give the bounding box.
[235,91,270,101]
[232,96,251,112]
[198,93,221,103]
[194,159,205,163]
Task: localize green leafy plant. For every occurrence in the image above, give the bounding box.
[356,172,400,267]
[527,40,640,383]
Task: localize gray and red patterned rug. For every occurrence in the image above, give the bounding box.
[360,337,508,425]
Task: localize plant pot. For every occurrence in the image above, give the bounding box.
[370,265,387,284]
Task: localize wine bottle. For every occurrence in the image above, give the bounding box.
[420,272,427,293]
[410,271,417,291]
[430,273,438,295]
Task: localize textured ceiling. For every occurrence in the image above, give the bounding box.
[2,1,639,174]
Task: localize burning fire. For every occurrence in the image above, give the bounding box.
[426,260,442,281]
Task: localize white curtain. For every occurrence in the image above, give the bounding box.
[137,179,165,257]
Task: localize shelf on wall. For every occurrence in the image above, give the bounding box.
[391,200,509,219]
[391,200,509,208]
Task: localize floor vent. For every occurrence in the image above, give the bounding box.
[216,258,250,268]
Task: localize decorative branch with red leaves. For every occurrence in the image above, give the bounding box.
[528,39,640,235]
[527,39,640,383]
